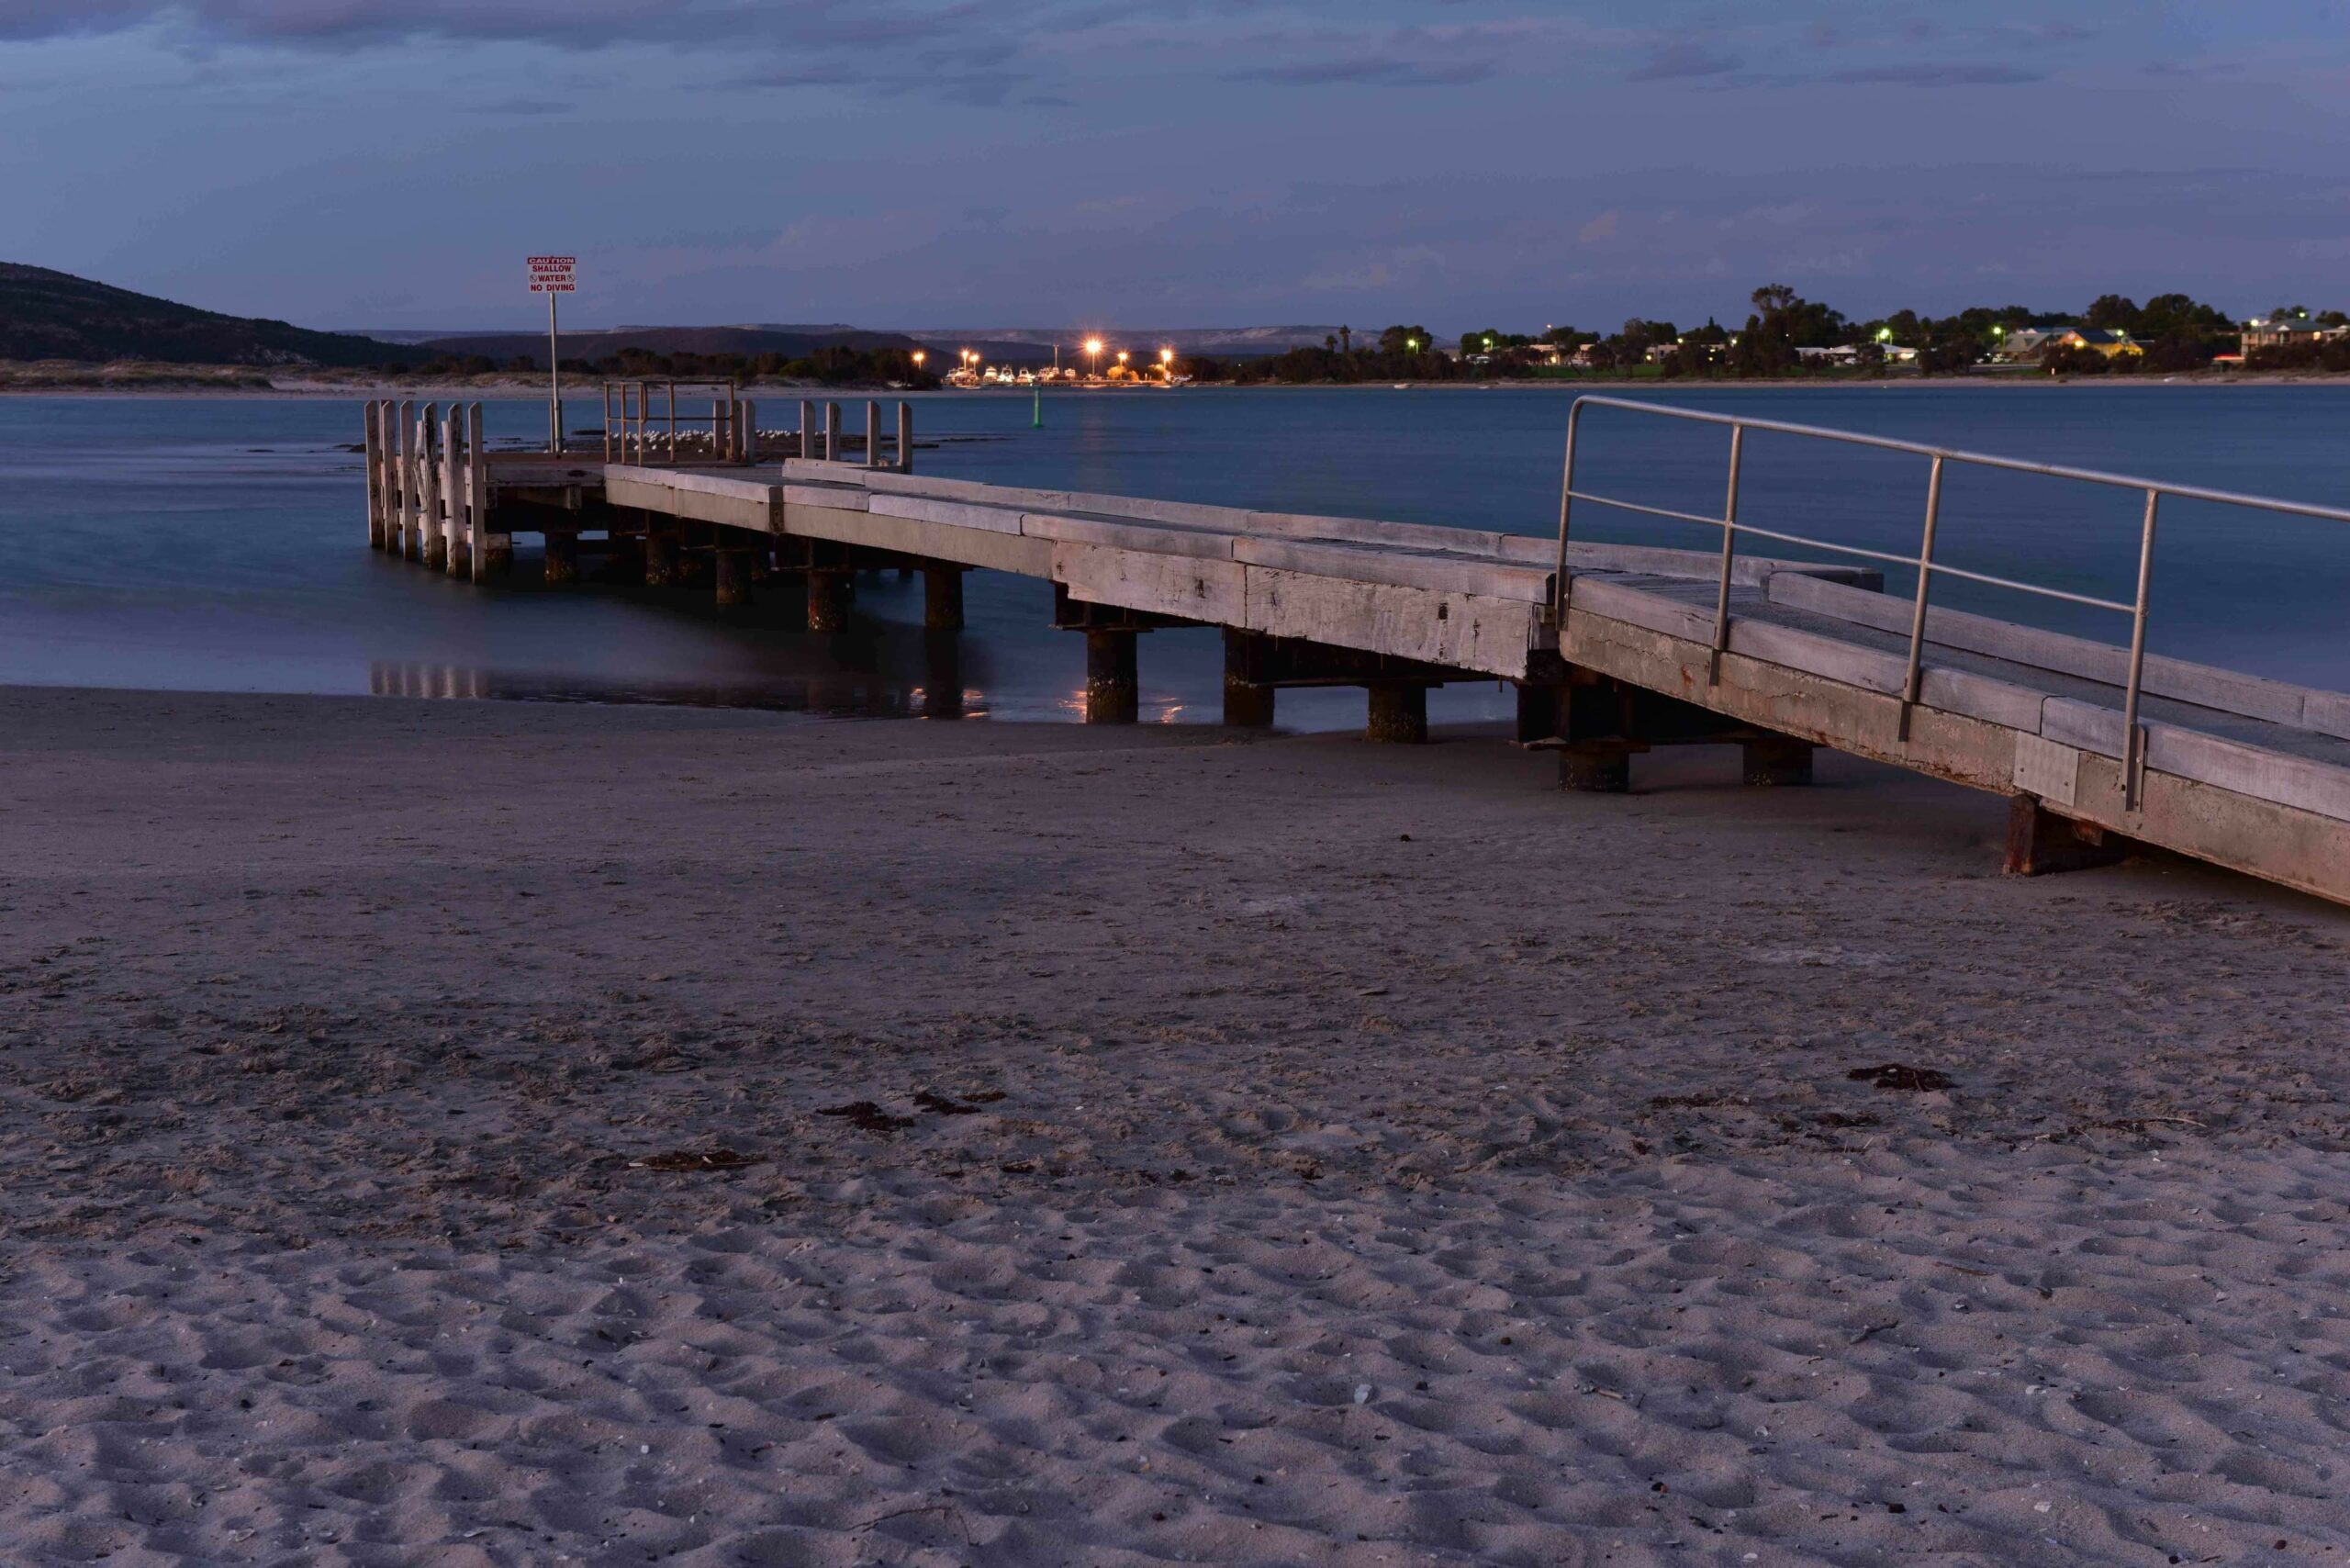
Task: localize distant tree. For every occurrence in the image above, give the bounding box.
[1338,325,1352,353]
[1326,334,1338,353]
[2085,294,2141,333]
[1539,324,1584,346]
[2319,310,2350,330]
[1916,330,1980,376]
[2042,342,2109,376]
[1378,325,1433,354]
[2268,305,2311,322]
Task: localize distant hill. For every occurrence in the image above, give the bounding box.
[0,263,428,367]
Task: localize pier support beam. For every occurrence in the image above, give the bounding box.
[807,569,853,632]
[543,532,580,585]
[1084,630,1139,723]
[1741,735,1815,787]
[2004,797,2131,878]
[923,566,966,631]
[484,533,515,578]
[1364,683,1428,745]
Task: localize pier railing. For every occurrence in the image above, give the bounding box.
[1552,395,2350,809]
[602,379,750,465]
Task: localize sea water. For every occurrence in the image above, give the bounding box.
[3,384,2346,726]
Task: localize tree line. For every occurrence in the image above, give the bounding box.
[1227,288,2323,383]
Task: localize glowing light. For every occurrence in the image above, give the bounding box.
[1159,347,1174,364]
[1084,338,1104,355]
[911,350,926,367]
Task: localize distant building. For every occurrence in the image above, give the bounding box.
[2054,328,2142,358]
[2244,317,2349,351]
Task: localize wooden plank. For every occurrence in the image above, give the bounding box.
[1052,542,1245,623]
[1770,569,2321,731]
[1726,618,1907,696]
[1242,566,1537,678]
[784,499,1052,576]
[1248,509,1507,557]
[606,469,779,531]
[1022,510,1237,560]
[2146,724,2350,823]
[867,493,1025,535]
[1565,576,1714,643]
[1234,536,1551,603]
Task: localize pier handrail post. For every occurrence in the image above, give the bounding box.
[825,402,842,464]
[1550,397,1586,630]
[601,384,613,464]
[1899,454,1947,741]
[1707,423,1744,685]
[2121,488,2161,812]
[865,400,882,469]
[743,399,758,463]
[898,401,913,475]
[666,381,678,466]
[800,399,815,460]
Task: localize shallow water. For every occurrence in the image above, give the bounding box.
[4,384,2347,725]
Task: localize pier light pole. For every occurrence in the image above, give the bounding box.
[1084,337,1103,383]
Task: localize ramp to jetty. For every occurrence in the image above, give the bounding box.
[360,393,2350,907]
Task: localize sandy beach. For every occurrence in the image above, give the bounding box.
[6,684,2350,1565]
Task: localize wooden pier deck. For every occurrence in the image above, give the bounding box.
[361,396,2350,907]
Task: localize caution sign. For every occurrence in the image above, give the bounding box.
[528,255,576,294]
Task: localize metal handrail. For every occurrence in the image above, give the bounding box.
[1552,395,2350,812]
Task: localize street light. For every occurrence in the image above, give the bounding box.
[1159,347,1175,378]
[912,350,926,368]
[1083,337,1104,379]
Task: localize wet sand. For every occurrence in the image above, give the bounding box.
[4,685,2350,1565]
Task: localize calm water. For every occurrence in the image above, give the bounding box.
[4,384,2348,726]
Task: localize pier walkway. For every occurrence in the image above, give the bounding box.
[360,395,2350,907]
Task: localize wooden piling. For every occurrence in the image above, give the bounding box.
[742,399,757,463]
[866,401,882,469]
[1222,630,1276,728]
[825,403,842,465]
[715,538,754,608]
[1741,735,1814,786]
[420,405,446,571]
[1364,683,1428,745]
[800,399,815,460]
[443,407,470,578]
[923,566,964,631]
[1084,629,1140,723]
[2004,797,2129,877]
[544,531,580,585]
[807,568,853,631]
[364,403,384,547]
[470,404,508,580]
[644,523,679,588]
[897,401,913,474]
[1559,745,1632,792]
[397,400,418,559]
[439,406,463,576]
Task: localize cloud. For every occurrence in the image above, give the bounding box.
[1825,62,2044,86]
[1231,56,1497,86]
[1628,39,1738,81]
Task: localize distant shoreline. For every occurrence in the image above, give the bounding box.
[8,367,2350,398]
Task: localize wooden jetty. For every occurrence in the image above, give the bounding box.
[361,392,2350,907]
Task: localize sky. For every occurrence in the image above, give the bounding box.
[4,1,2350,335]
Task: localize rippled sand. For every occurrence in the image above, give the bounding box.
[4,685,2348,1565]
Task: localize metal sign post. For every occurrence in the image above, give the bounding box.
[527,255,576,453]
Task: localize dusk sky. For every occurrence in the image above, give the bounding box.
[5,2,2348,335]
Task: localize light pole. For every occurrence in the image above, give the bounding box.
[1084,337,1103,381]
[1159,347,1174,380]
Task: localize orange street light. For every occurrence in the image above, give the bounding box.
[912,350,926,368]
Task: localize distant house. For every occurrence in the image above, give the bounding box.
[1796,345,1861,366]
[2244,317,2349,351]
[2055,328,2142,358]
[1996,326,2139,361]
